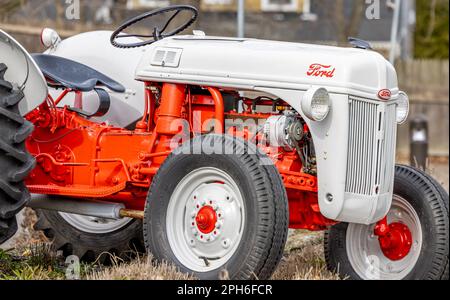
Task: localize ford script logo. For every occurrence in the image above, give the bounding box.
[378,89,392,100]
[307,63,335,78]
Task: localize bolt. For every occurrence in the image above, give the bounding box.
[387,263,393,271]
[189,240,195,247]
[222,239,231,249]
[216,221,222,229]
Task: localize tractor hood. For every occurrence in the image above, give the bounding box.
[0,30,48,115]
[135,35,399,99]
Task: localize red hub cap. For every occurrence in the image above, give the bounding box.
[375,219,413,261]
[195,206,218,234]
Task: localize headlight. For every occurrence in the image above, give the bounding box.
[397,92,410,124]
[301,87,331,122]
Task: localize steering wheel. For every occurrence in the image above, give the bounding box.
[111,5,198,49]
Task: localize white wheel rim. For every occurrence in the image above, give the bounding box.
[59,212,132,234]
[346,195,423,280]
[166,167,245,273]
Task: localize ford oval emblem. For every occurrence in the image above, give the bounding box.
[378,89,391,100]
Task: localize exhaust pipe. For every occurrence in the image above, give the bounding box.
[28,194,144,220]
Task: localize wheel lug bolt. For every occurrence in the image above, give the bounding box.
[222,239,231,249]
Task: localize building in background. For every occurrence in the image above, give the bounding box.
[120,0,413,59]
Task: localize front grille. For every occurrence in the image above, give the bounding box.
[345,97,397,196]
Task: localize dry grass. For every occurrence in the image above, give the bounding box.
[86,256,193,280]
[272,231,340,280]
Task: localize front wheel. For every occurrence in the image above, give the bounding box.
[144,135,289,280]
[325,165,449,280]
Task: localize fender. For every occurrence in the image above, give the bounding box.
[0,29,48,115]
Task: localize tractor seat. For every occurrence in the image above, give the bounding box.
[31,54,126,93]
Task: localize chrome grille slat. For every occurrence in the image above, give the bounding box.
[346,97,397,196]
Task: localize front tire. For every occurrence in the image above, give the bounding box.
[144,135,289,280]
[325,165,449,280]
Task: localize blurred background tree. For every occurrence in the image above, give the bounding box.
[415,0,449,58]
[0,0,26,20]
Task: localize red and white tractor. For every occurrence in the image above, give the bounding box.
[0,6,448,280]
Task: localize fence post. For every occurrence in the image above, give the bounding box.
[410,115,429,170]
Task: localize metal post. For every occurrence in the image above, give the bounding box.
[400,0,416,60]
[410,115,429,170]
[237,0,245,38]
[389,0,401,64]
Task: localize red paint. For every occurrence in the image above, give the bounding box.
[25,81,335,230]
[307,63,335,78]
[375,217,413,261]
[378,89,392,100]
[196,206,218,234]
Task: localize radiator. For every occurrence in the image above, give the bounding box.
[345,96,397,197]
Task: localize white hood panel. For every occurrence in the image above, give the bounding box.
[136,36,399,99]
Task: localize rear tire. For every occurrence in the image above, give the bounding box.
[34,208,145,263]
[144,134,289,280]
[0,63,35,245]
[325,165,449,280]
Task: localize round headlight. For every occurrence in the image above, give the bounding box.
[397,91,410,124]
[301,87,331,122]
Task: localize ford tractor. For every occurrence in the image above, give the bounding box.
[0,6,448,280]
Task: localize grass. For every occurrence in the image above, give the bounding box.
[0,244,65,280]
[0,230,337,280]
[272,231,340,280]
[86,256,194,280]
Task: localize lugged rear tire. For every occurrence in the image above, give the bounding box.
[0,63,35,245]
[33,208,145,263]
